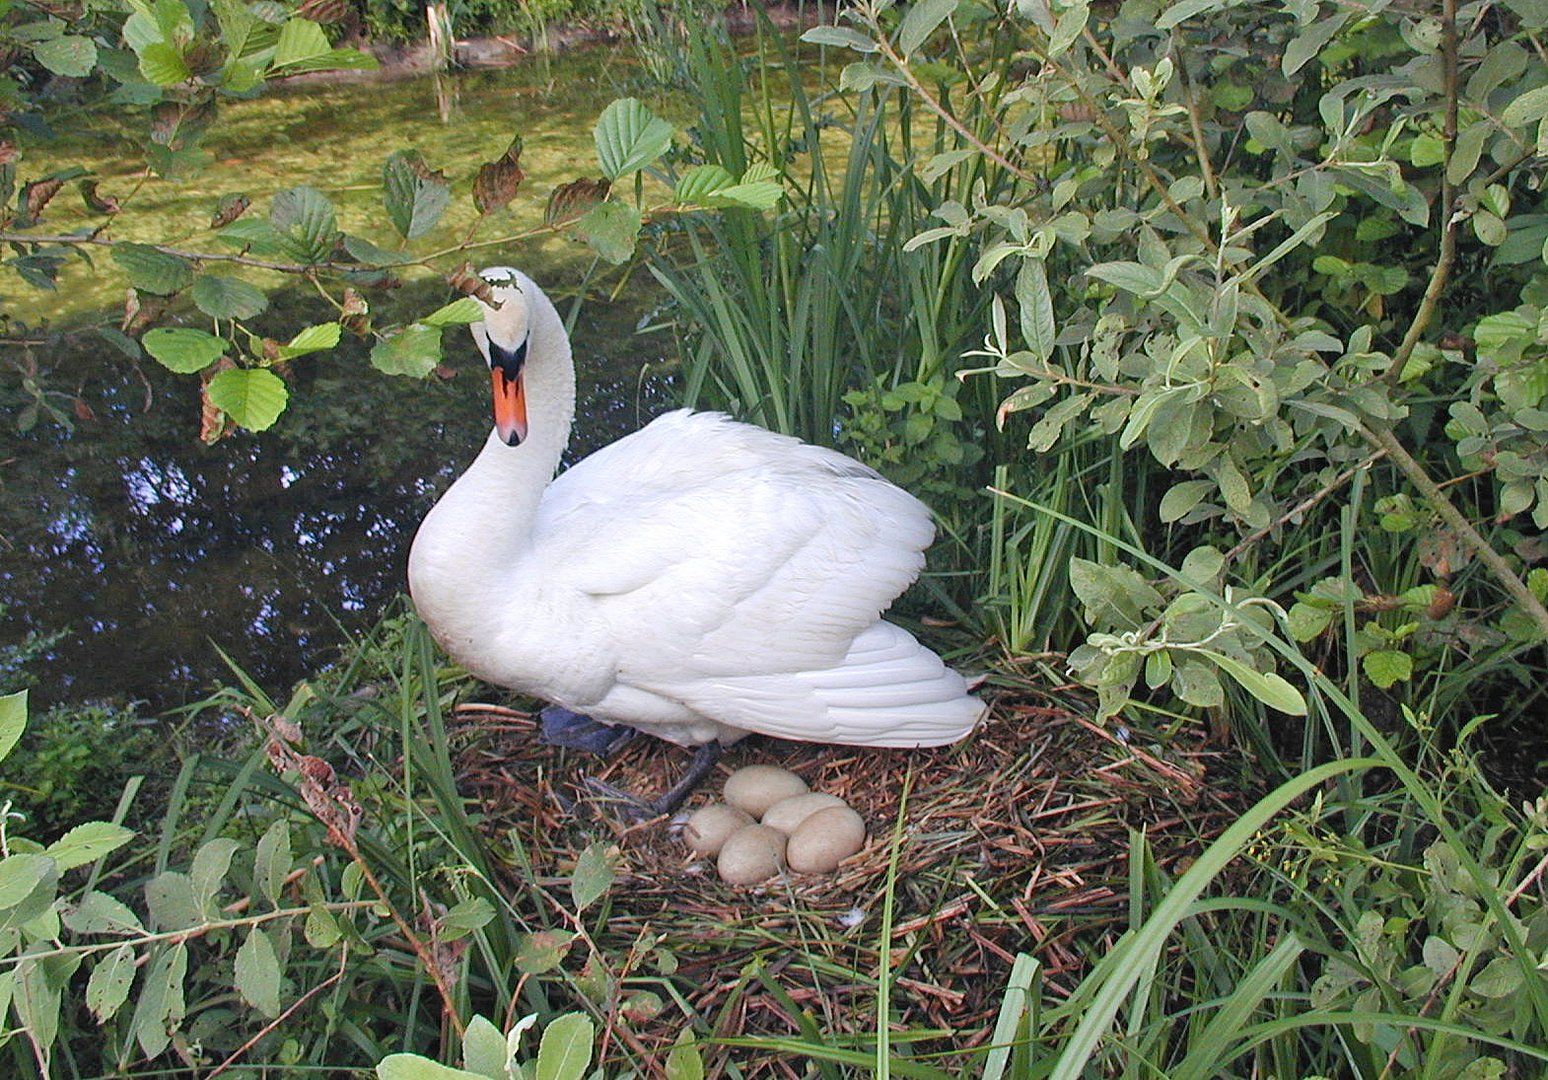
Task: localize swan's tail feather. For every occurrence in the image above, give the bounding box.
[700,622,986,748]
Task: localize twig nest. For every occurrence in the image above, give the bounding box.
[761,791,847,834]
[716,824,787,885]
[683,803,755,857]
[723,765,809,817]
[786,806,868,874]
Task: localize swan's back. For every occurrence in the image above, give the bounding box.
[518,410,984,748]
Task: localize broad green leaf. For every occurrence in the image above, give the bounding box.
[189,837,240,913]
[1087,261,1164,296]
[272,17,330,68]
[420,297,483,327]
[130,943,187,1059]
[192,274,268,320]
[439,896,496,941]
[44,822,135,873]
[15,958,62,1058]
[383,150,452,240]
[137,41,190,85]
[86,944,136,1023]
[144,871,200,931]
[799,25,879,52]
[536,1013,595,1080]
[665,1030,704,1080]
[143,328,227,373]
[34,36,97,77]
[1282,12,1348,76]
[207,368,289,432]
[1286,601,1333,642]
[377,1055,489,1080]
[112,242,193,294]
[277,321,342,359]
[1502,83,1548,128]
[676,165,735,205]
[0,690,24,766]
[1156,0,1226,30]
[0,854,56,915]
[462,1014,509,1080]
[1362,649,1413,688]
[1468,955,1524,998]
[1068,558,1163,627]
[64,890,143,935]
[593,98,673,180]
[704,180,784,210]
[514,929,577,974]
[235,927,282,1017]
[576,200,640,265]
[569,842,616,912]
[270,185,338,264]
[1159,479,1213,523]
[253,818,292,906]
[1015,259,1056,364]
[304,904,341,947]
[371,323,442,377]
[1204,651,1308,715]
[899,0,958,56]
[1048,0,1089,56]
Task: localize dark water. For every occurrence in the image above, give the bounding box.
[1,283,675,712]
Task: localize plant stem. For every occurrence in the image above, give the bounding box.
[1362,422,1548,641]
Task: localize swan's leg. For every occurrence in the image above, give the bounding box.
[538,705,637,756]
[584,741,724,822]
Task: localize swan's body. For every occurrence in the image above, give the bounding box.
[408,268,985,752]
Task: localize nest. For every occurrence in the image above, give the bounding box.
[450,679,1249,1075]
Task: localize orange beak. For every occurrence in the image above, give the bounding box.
[491,363,528,446]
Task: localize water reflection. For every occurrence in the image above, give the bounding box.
[1,286,674,712]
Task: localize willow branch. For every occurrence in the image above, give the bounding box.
[1362,422,1548,642]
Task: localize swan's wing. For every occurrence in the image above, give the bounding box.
[530,411,934,677]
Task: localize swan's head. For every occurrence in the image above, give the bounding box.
[471,266,533,446]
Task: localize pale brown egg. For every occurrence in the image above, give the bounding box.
[723,765,809,818]
[786,806,867,874]
[761,792,847,834]
[716,824,788,885]
[683,803,755,857]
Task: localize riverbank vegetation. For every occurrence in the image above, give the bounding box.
[4,0,1548,1076]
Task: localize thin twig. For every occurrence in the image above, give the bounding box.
[1223,451,1386,563]
[205,945,350,1080]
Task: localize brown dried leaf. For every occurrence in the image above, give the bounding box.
[544,177,611,227]
[473,135,525,215]
[80,179,120,215]
[72,397,97,423]
[210,193,250,229]
[24,176,66,221]
[340,287,370,336]
[0,140,17,166]
[298,0,350,22]
[199,357,237,443]
[448,262,495,305]
[122,288,169,335]
[1417,529,1472,579]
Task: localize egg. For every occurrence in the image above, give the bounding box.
[683,803,755,857]
[761,792,848,834]
[723,765,809,817]
[786,806,867,874]
[716,824,788,885]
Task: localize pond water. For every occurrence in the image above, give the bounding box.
[2,49,682,713]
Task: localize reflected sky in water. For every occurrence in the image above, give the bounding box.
[2,285,674,712]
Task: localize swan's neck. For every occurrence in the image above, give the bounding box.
[408,300,574,658]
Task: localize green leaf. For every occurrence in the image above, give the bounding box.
[569,842,616,912]
[1469,955,1524,998]
[799,25,879,52]
[44,822,135,873]
[142,328,227,373]
[664,1031,705,1080]
[371,323,443,377]
[63,890,143,935]
[1282,11,1348,77]
[0,690,25,766]
[270,185,338,264]
[675,164,734,204]
[86,944,136,1024]
[112,242,193,294]
[1156,0,1225,30]
[1287,601,1334,642]
[144,871,200,931]
[1087,261,1164,296]
[576,200,641,265]
[899,0,958,56]
[1069,558,1163,628]
[130,943,188,1059]
[189,837,240,913]
[514,929,577,974]
[277,322,342,359]
[253,818,292,906]
[377,1055,490,1080]
[462,1015,509,1080]
[0,854,56,915]
[1015,259,1056,364]
[420,297,484,327]
[137,41,190,85]
[383,150,452,240]
[1362,649,1413,688]
[34,35,97,77]
[235,927,282,1017]
[272,17,330,68]
[207,368,289,432]
[593,98,673,180]
[1502,83,1548,128]
[1171,655,1225,707]
[1204,651,1308,715]
[192,274,269,320]
[440,896,496,941]
[536,1013,595,1080]
[304,903,341,947]
[1159,479,1213,522]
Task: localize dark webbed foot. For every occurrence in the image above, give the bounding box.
[584,742,724,822]
[539,706,636,755]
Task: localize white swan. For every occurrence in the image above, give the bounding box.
[408,268,985,779]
